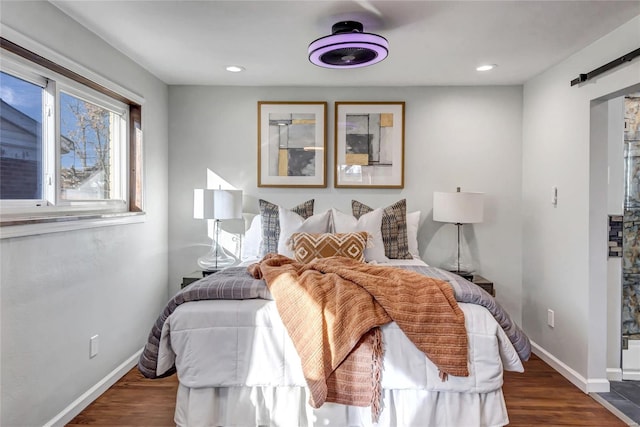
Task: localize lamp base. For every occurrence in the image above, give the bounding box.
[197,242,237,271]
[441,222,475,281]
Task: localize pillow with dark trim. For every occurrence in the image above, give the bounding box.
[259,199,314,255]
[288,232,369,264]
[352,199,412,259]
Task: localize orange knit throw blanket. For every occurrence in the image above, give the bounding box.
[248,254,468,420]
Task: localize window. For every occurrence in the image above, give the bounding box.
[58,89,126,202]
[0,37,143,229]
[0,71,43,200]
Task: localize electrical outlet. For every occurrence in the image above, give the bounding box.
[90,335,99,358]
[547,309,555,328]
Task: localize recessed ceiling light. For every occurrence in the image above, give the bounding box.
[225,65,245,73]
[476,64,497,72]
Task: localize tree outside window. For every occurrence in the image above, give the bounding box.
[60,92,114,200]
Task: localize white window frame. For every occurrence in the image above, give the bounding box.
[1,53,130,216]
[55,82,129,209]
[0,57,49,210]
[0,29,145,238]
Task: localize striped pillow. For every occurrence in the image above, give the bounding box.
[288,232,369,264]
[259,199,314,255]
[352,199,412,259]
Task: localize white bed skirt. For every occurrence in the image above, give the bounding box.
[175,385,509,427]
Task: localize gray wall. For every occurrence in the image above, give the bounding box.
[0,2,169,426]
[522,15,640,388]
[168,85,524,322]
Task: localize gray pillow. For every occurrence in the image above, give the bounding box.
[352,199,412,259]
[259,199,314,255]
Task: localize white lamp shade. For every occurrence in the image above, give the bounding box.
[194,189,243,220]
[433,191,484,224]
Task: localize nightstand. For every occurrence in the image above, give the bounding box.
[471,275,495,297]
[181,269,220,289]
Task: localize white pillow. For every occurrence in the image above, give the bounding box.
[241,215,262,261]
[331,208,388,263]
[407,211,421,259]
[277,207,331,258]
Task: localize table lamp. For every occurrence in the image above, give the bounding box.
[433,187,484,280]
[194,188,243,270]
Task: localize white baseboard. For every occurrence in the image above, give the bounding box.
[623,339,640,376]
[622,371,640,381]
[531,341,610,393]
[44,348,143,427]
[588,378,613,393]
[608,368,623,381]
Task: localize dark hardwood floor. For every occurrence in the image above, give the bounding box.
[68,354,627,426]
[67,367,178,426]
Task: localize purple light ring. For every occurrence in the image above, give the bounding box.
[308,41,389,68]
[308,32,389,54]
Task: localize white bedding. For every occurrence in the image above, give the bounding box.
[160,300,522,392]
[161,258,523,426]
[175,385,509,427]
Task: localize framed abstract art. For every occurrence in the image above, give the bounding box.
[334,101,405,188]
[257,101,327,188]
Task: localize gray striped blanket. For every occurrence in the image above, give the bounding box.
[138,263,530,379]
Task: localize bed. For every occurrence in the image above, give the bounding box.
[140,199,530,427]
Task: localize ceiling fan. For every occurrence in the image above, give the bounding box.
[308,20,389,69]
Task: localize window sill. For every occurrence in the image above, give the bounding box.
[0,211,146,239]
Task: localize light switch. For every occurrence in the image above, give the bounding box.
[90,335,99,358]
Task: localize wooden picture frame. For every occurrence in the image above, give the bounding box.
[258,101,327,188]
[334,101,405,188]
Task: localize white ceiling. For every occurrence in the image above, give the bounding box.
[50,0,640,86]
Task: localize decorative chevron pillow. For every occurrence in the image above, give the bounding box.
[288,232,370,264]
